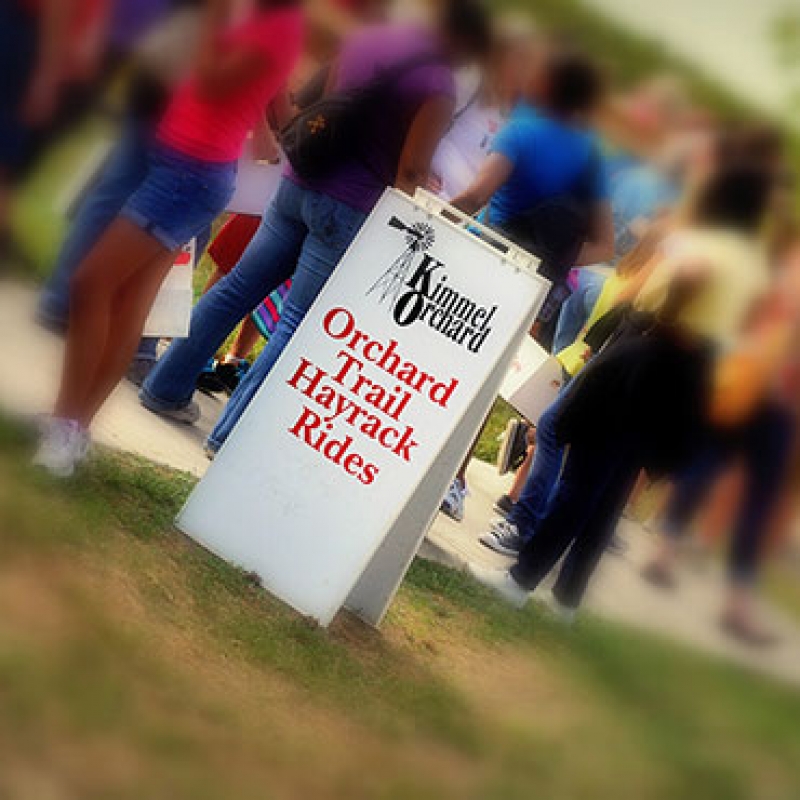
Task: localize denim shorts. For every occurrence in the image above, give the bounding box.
[121,143,237,251]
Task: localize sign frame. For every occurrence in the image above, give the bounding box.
[176,189,549,627]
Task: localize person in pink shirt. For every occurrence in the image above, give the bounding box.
[35,0,305,477]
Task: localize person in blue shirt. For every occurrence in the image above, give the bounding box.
[439,40,613,525]
[452,39,614,273]
[551,157,679,355]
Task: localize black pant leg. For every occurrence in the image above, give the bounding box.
[552,457,639,608]
[728,403,796,584]
[511,442,617,591]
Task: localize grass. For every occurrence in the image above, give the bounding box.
[474,397,519,464]
[1,415,800,799]
[9,117,112,283]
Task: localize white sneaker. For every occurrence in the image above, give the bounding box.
[466,562,529,609]
[479,519,523,557]
[440,478,468,522]
[489,516,520,538]
[33,417,91,478]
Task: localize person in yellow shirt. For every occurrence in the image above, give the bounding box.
[472,155,780,618]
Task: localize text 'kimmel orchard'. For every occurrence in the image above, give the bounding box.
[286,307,459,485]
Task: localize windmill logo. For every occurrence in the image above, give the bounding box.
[368,216,436,305]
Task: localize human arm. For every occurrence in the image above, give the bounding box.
[574,199,615,266]
[251,89,295,163]
[71,0,112,84]
[21,0,75,126]
[192,0,273,100]
[251,116,281,164]
[395,96,455,198]
[450,153,514,216]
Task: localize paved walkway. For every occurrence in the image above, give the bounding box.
[2,279,800,688]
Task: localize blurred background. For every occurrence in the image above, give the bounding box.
[1,1,800,798]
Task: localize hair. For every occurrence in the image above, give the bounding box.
[714,123,785,172]
[769,218,800,260]
[542,44,605,118]
[440,0,493,60]
[492,12,537,51]
[690,163,776,233]
[257,0,301,7]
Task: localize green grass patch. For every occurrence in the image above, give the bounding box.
[473,396,518,464]
[2,413,800,799]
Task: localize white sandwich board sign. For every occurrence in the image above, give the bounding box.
[499,335,564,425]
[177,189,549,627]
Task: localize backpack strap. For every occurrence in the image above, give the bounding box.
[368,51,448,89]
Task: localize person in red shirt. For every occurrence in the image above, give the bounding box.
[34,0,305,477]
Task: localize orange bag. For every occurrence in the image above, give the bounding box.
[709,352,768,427]
[709,309,794,427]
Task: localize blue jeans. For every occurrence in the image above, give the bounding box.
[38,118,211,363]
[141,179,367,443]
[552,269,607,356]
[121,143,236,252]
[509,389,569,542]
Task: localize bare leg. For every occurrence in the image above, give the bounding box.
[508,445,535,502]
[0,180,11,240]
[81,249,178,424]
[55,218,168,426]
[202,264,226,294]
[697,466,742,547]
[225,315,261,362]
[455,431,481,484]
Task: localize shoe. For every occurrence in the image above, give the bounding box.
[479,518,523,557]
[34,306,68,337]
[196,358,226,396]
[497,419,530,475]
[215,360,250,396]
[606,534,629,556]
[641,561,678,591]
[440,478,467,522]
[203,442,218,461]
[32,417,90,478]
[719,611,778,648]
[140,395,201,425]
[126,358,155,388]
[493,493,515,519]
[466,562,529,609]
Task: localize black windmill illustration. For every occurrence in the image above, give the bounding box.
[368,216,435,304]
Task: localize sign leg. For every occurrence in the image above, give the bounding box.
[344,315,537,627]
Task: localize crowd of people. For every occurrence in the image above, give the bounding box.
[4,0,798,646]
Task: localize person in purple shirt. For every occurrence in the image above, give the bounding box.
[140,0,492,457]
